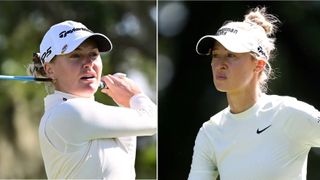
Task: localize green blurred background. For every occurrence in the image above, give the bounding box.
[0,1,156,179]
[159,1,320,180]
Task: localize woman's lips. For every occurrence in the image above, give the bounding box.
[80,75,95,79]
[80,72,97,83]
[80,71,96,79]
[215,74,227,80]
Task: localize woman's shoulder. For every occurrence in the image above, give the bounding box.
[201,108,227,128]
[45,97,104,123]
[54,98,94,112]
[265,94,307,107]
[264,94,318,117]
[262,94,296,106]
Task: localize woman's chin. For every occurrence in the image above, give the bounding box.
[214,83,228,92]
[74,85,98,98]
[216,88,228,93]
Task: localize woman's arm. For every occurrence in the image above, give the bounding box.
[188,127,219,180]
[281,98,320,147]
[45,93,156,144]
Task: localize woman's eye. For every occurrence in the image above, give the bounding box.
[70,53,81,59]
[88,53,99,61]
[211,54,217,59]
[89,52,99,59]
[227,53,236,58]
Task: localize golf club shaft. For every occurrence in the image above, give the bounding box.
[0,75,106,89]
[0,75,51,81]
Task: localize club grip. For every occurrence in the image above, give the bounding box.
[99,81,107,89]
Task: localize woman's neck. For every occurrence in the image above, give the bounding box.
[226,87,262,114]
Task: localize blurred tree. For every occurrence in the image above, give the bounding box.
[159,1,320,180]
[0,1,156,179]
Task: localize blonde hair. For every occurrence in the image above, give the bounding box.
[243,7,281,93]
[27,53,55,94]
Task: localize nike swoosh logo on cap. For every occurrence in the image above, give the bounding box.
[256,125,272,134]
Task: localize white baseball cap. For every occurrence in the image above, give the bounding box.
[40,20,112,63]
[196,22,269,60]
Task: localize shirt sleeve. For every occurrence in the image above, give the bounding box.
[282,99,320,147]
[188,126,219,180]
[45,93,156,144]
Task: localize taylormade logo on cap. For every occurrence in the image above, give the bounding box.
[196,22,269,60]
[59,27,93,38]
[216,28,238,36]
[40,20,112,63]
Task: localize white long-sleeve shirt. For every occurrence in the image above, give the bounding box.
[39,91,156,179]
[188,94,320,180]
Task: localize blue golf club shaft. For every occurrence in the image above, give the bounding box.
[0,75,106,88]
[0,75,51,81]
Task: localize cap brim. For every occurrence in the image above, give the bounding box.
[196,36,215,55]
[90,33,113,53]
[196,35,250,56]
[62,33,113,55]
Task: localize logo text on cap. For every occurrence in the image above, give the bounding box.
[59,27,93,38]
[257,46,267,59]
[216,28,238,36]
[41,47,52,62]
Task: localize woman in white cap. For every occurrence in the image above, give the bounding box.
[188,7,320,180]
[28,20,156,179]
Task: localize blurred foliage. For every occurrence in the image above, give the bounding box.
[0,1,156,179]
[159,1,320,180]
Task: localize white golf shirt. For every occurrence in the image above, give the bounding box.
[188,94,320,180]
[39,91,156,179]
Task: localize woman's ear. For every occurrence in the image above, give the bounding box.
[44,63,55,79]
[254,59,266,73]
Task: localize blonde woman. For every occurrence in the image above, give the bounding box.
[28,20,156,179]
[188,7,320,180]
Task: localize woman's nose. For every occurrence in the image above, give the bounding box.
[83,56,94,68]
[211,58,227,70]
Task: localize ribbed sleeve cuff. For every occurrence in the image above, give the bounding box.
[129,93,153,108]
